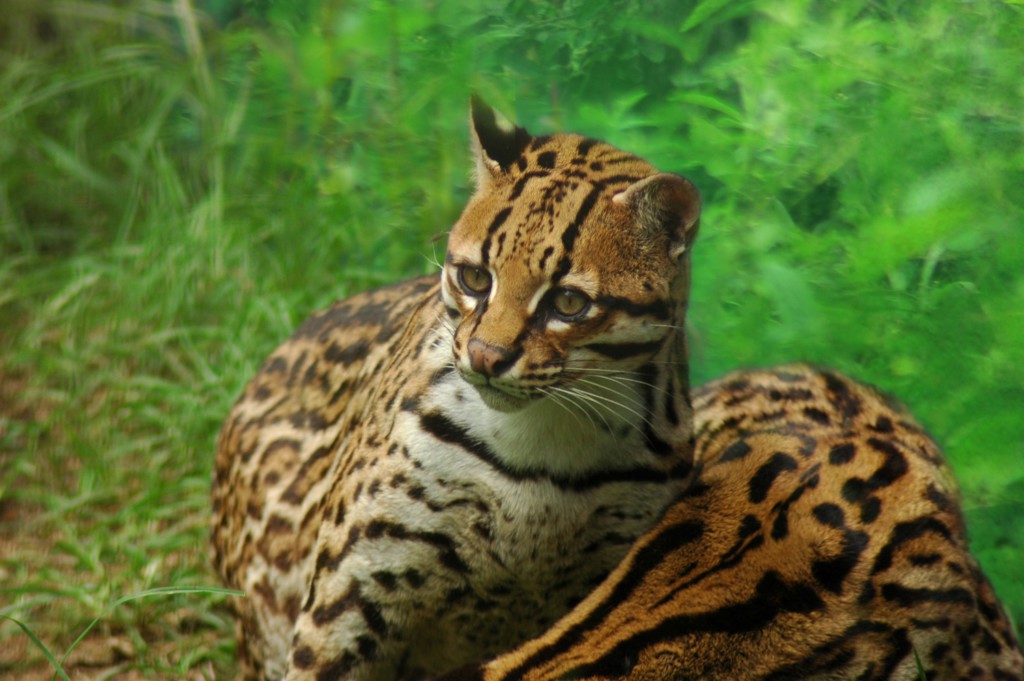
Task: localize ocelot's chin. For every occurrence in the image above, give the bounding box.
[472,383,532,413]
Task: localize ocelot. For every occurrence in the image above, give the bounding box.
[211,99,1022,681]
[211,97,701,680]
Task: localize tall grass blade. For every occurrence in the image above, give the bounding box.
[913,648,927,681]
[58,586,245,667]
[1,615,71,681]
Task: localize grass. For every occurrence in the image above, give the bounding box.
[4,586,243,680]
[1,0,1022,677]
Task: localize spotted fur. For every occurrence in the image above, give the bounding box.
[212,100,1022,681]
[211,98,702,679]
[434,365,1023,681]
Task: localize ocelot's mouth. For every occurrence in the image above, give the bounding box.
[458,372,534,412]
[474,384,531,412]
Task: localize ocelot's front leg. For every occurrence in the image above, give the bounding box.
[285,513,471,681]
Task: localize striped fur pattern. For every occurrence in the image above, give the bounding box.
[211,98,703,679]
[434,365,1023,681]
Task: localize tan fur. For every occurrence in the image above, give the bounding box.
[212,101,1021,681]
[434,365,1023,680]
[212,100,701,679]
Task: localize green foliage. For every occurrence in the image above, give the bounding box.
[1,0,1021,675]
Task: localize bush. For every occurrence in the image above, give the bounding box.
[1,0,1020,675]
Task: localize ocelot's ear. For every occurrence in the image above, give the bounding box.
[470,95,532,189]
[613,173,701,259]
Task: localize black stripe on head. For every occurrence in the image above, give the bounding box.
[553,185,603,281]
[595,294,671,320]
[510,171,552,200]
[582,339,665,361]
[538,246,555,270]
[879,583,975,608]
[561,186,602,254]
[480,207,512,265]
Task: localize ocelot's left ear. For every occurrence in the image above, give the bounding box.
[470,95,532,189]
[613,173,701,259]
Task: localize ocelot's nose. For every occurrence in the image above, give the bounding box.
[467,339,515,376]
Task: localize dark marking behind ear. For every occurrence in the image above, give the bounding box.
[470,95,532,172]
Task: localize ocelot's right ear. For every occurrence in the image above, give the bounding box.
[470,95,532,189]
[612,173,701,259]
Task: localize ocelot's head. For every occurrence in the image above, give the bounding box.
[442,97,701,413]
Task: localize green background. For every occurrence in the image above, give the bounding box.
[1,0,1021,676]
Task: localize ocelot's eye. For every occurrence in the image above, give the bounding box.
[458,266,492,296]
[551,288,590,319]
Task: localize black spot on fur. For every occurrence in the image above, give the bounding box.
[880,583,975,608]
[315,651,359,681]
[748,453,799,503]
[871,415,895,433]
[324,339,370,366]
[803,407,830,424]
[403,569,425,589]
[720,439,752,462]
[872,516,954,575]
[370,571,398,592]
[821,370,862,418]
[292,645,315,669]
[829,443,856,465]
[812,503,845,528]
[859,496,882,523]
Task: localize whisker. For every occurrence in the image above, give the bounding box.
[561,366,672,398]
[553,385,616,434]
[562,384,643,435]
[569,378,655,432]
[563,369,670,397]
[424,252,444,270]
[538,387,590,431]
[424,238,449,271]
[432,312,457,339]
[565,357,686,369]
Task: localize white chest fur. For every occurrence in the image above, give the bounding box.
[394,367,680,579]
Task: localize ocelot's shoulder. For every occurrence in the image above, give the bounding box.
[694,362,909,416]
[693,362,960,493]
[249,275,437,377]
[287,274,440,347]
[695,363,935,444]
[220,274,440,428]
